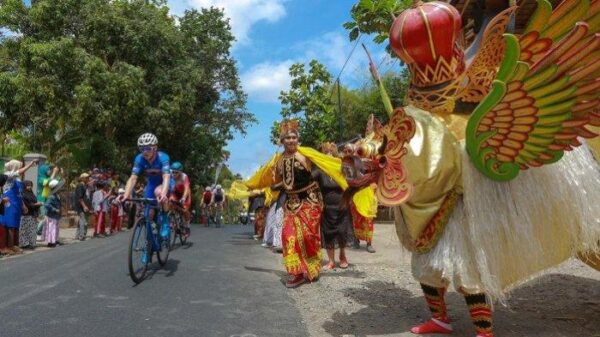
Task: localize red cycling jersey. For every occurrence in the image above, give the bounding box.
[172,172,191,209]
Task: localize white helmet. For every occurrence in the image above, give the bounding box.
[137,133,158,147]
[216,184,222,189]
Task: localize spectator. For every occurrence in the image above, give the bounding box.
[74,173,92,241]
[2,159,37,254]
[109,188,123,233]
[20,180,42,249]
[0,174,8,256]
[92,181,109,238]
[44,179,64,247]
[36,165,60,239]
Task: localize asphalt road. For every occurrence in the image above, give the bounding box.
[0,225,308,337]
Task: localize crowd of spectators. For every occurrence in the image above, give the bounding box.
[0,159,142,257]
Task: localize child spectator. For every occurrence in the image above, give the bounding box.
[44,179,64,247]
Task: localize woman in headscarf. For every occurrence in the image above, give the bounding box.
[19,180,42,249]
[44,179,64,247]
[313,142,351,269]
[1,159,37,254]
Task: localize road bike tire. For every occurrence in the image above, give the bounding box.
[128,219,150,284]
[179,222,188,246]
[170,212,179,249]
[156,216,173,267]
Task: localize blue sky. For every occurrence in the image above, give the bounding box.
[9,0,399,177]
[168,0,400,178]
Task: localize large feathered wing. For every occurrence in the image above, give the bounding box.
[459,6,517,103]
[465,0,600,181]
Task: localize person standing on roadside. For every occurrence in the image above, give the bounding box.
[44,179,64,247]
[2,159,37,254]
[0,174,8,256]
[19,180,42,249]
[74,173,92,241]
[92,181,109,238]
[36,165,60,238]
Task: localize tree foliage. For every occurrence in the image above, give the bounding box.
[271,60,337,147]
[0,0,254,186]
[272,59,409,147]
[343,0,413,51]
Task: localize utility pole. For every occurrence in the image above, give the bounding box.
[337,78,343,142]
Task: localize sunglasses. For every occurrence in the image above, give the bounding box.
[139,146,155,153]
[172,170,181,174]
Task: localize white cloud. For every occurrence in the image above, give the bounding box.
[241,60,293,103]
[184,0,287,44]
[240,31,394,103]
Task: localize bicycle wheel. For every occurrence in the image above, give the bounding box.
[128,219,150,284]
[156,214,173,267]
[170,212,184,249]
[170,212,178,249]
[179,220,188,246]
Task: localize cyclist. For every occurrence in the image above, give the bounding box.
[200,186,212,226]
[211,184,226,227]
[170,161,191,237]
[121,133,171,239]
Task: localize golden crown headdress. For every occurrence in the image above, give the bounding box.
[320,142,338,155]
[279,119,299,138]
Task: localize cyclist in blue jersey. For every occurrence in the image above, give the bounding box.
[121,133,171,238]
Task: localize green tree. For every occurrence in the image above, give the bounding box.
[271,60,337,147]
[0,0,253,185]
[272,59,409,147]
[343,0,412,53]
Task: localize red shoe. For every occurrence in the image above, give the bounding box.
[476,334,493,337]
[285,275,306,288]
[410,318,453,334]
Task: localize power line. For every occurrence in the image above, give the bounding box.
[328,34,362,100]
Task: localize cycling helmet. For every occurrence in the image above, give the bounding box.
[137,133,158,147]
[171,161,183,171]
[205,186,211,191]
[216,184,222,189]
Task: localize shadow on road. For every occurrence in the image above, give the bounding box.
[322,274,600,337]
[141,259,181,284]
[231,231,255,239]
[170,241,194,251]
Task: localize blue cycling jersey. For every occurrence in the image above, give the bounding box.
[132,151,171,187]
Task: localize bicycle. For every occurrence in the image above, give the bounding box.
[213,203,223,228]
[127,198,174,284]
[169,200,189,247]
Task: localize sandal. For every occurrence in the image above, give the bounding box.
[323,261,336,270]
[339,259,349,269]
[285,275,307,288]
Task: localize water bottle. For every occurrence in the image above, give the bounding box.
[151,222,158,235]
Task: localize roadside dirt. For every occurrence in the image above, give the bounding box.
[278,224,600,337]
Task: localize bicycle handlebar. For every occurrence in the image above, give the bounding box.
[125,198,158,204]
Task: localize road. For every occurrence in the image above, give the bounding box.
[0,225,308,337]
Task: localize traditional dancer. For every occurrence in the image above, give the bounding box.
[244,121,349,287]
[350,184,377,253]
[342,0,600,336]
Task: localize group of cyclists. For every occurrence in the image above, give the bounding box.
[200,184,226,227]
[120,132,227,238]
[122,132,230,283]
[120,133,192,240]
